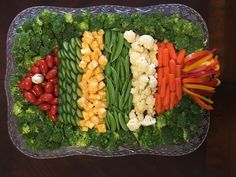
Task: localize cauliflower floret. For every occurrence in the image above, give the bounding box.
[124,30,136,43]
[127,118,141,131]
[138,75,149,90]
[131,88,138,95]
[146,95,155,106]
[138,35,155,50]
[133,95,141,104]
[135,99,146,113]
[140,115,156,126]
[146,64,156,76]
[129,110,137,119]
[137,113,144,121]
[131,42,144,53]
[135,57,149,73]
[129,51,141,64]
[147,107,155,115]
[149,76,157,90]
[149,50,157,64]
[143,87,151,96]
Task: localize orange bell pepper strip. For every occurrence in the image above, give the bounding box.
[182,77,210,84]
[183,53,213,72]
[190,95,213,110]
[183,87,214,104]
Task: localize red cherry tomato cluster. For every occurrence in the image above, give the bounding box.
[18,48,59,122]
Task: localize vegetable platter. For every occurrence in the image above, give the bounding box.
[5,5,221,158]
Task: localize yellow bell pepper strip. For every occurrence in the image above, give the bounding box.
[190,95,213,110]
[183,87,214,104]
[183,53,213,72]
[183,84,215,92]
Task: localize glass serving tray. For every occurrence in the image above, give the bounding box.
[5,4,210,158]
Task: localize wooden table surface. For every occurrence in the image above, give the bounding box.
[0,0,235,177]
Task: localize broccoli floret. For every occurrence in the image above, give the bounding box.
[78,22,89,31]
[64,13,73,23]
[21,123,30,134]
[76,131,91,148]
[13,101,24,117]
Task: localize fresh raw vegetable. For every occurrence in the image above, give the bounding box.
[10,9,216,151]
[104,30,131,132]
[18,50,59,122]
[57,37,82,126]
[124,30,158,131]
[155,42,185,114]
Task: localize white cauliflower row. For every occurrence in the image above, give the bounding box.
[124,30,158,131]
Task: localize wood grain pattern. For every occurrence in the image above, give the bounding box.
[0,0,235,177]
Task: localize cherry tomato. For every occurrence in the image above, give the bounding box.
[50,105,58,115]
[33,85,44,96]
[53,84,58,97]
[45,82,54,93]
[18,81,25,90]
[36,59,45,67]
[40,82,47,89]
[49,98,59,105]
[24,77,33,91]
[23,91,36,103]
[31,66,40,74]
[39,60,48,74]
[45,69,57,80]
[51,66,58,71]
[25,72,33,78]
[35,98,43,105]
[46,55,54,68]
[53,48,58,56]
[39,93,54,102]
[49,77,58,84]
[54,56,59,66]
[48,112,58,122]
[38,103,51,111]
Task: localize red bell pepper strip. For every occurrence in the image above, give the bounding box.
[190,95,213,110]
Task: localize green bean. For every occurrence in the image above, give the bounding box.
[110,30,117,50]
[121,79,129,97]
[124,39,131,49]
[123,81,132,104]
[111,33,124,62]
[105,114,111,130]
[124,114,129,124]
[105,30,111,52]
[106,77,116,106]
[118,113,129,131]
[111,66,118,87]
[105,63,112,77]
[124,55,130,76]
[108,111,116,132]
[118,93,123,110]
[113,111,120,131]
[126,94,133,112]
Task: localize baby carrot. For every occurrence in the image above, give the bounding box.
[158,42,165,48]
[175,77,182,101]
[163,48,169,67]
[163,67,169,84]
[158,47,163,67]
[160,77,167,98]
[169,59,176,75]
[156,93,162,114]
[170,92,176,110]
[169,74,176,91]
[163,85,170,107]
[158,68,163,87]
[166,42,177,60]
[176,65,181,78]
[176,49,186,66]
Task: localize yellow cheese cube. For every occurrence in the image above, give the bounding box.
[88,78,98,92]
[98,55,108,66]
[94,48,102,56]
[82,42,90,49]
[82,111,90,120]
[98,81,105,90]
[87,60,98,70]
[90,40,99,51]
[95,74,104,82]
[93,66,102,75]
[82,55,91,62]
[77,97,88,108]
[84,102,94,111]
[81,47,92,55]
[79,80,87,90]
[85,120,94,129]
[92,31,98,38]
[90,52,99,61]
[91,115,99,125]
[97,124,106,133]
[79,120,87,127]
[97,108,106,119]
[98,90,106,99]
[79,60,87,70]
[89,94,101,100]
[97,36,103,45]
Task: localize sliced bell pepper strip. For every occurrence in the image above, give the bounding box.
[182,77,210,84]
[184,50,210,64]
[183,84,215,92]
[183,87,214,104]
[189,88,214,97]
[183,53,213,72]
[190,95,213,110]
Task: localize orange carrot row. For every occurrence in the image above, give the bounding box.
[155,42,186,114]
